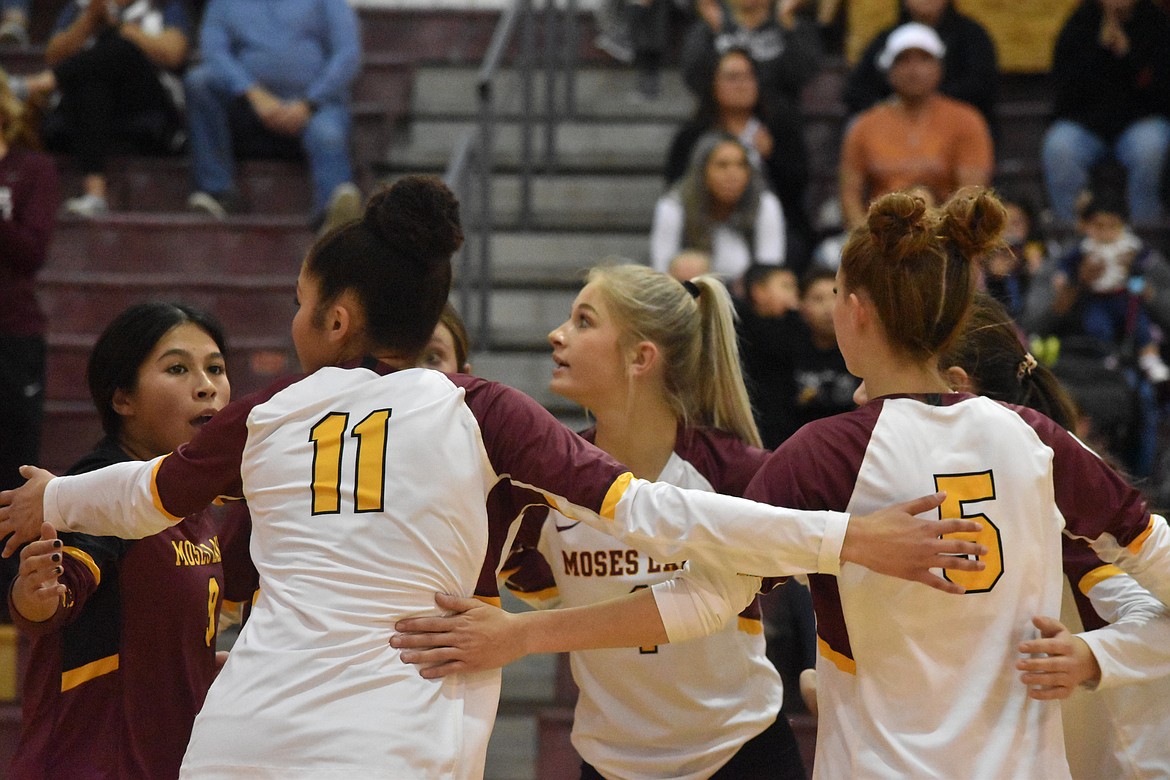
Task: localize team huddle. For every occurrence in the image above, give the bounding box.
[1,176,1168,779]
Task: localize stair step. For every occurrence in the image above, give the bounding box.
[47,214,313,275]
[387,117,679,173]
[410,65,695,121]
[40,272,296,343]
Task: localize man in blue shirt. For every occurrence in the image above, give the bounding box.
[185,0,362,231]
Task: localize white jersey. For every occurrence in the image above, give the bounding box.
[501,427,782,779]
[745,393,1170,780]
[1060,543,1170,780]
[42,360,855,778]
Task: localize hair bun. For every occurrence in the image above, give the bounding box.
[939,186,1007,261]
[865,191,935,260]
[365,176,465,264]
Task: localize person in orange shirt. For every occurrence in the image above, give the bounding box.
[838,22,993,229]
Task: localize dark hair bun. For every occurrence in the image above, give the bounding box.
[866,191,935,261]
[939,187,1006,261]
[365,175,464,264]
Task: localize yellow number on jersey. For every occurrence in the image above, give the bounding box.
[934,471,1004,593]
[309,410,393,515]
[206,577,221,647]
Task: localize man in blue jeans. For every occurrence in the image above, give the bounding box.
[1041,0,1170,227]
[185,0,362,232]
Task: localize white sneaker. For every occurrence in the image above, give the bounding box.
[319,183,362,236]
[63,194,109,218]
[187,191,231,220]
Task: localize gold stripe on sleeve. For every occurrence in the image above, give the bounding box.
[738,616,764,635]
[149,455,184,523]
[600,472,635,520]
[61,654,119,691]
[474,595,503,608]
[1078,564,1124,596]
[817,635,856,675]
[1126,516,1156,555]
[61,546,101,587]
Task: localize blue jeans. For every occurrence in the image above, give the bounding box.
[184,63,353,216]
[1041,116,1170,226]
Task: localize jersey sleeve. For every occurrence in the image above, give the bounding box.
[455,376,851,578]
[1064,536,1170,689]
[43,379,294,538]
[1021,408,1170,606]
[651,564,762,643]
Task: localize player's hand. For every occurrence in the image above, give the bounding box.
[391,593,526,679]
[1017,615,1100,700]
[0,465,56,557]
[9,523,65,623]
[841,492,987,595]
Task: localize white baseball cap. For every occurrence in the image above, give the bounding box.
[878,22,946,71]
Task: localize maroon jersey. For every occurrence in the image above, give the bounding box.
[9,439,256,779]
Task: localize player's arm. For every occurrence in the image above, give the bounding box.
[392,590,668,678]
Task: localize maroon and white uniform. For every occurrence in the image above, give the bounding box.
[8,438,255,780]
[745,392,1170,780]
[38,360,850,778]
[498,426,782,779]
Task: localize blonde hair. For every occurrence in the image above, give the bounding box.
[587,262,761,447]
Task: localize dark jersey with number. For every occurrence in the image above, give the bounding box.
[9,438,256,779]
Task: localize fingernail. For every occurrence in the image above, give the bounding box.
[52,540,62,548]
[55,566,63,575]
[51,553,60,563]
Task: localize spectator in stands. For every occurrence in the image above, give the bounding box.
[10,0,191,217]
[652,132,786,288]
[0,0,29,45]
[0,67,56,621]
[1041,0,1170,227]
[666,48,812,269]
[184,0,363,233]
[978,193,1049,319]
[592,0,677,100]
[735,263,799,449]
[1044,187,1170,476]
[680,0,822,118]
[837,22,993,230]
[842,0,997,127]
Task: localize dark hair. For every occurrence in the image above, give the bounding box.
[942,293,1078,430]
[799,266,837,297]
[88,302,228,439]
[742,262,791,293]
[693,48,770,127]
[839,187,1006,360]
[306,175,463,358]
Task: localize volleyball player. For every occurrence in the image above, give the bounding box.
[744,189,1170,778]
[7,303,254,778]
[0,177,989,777]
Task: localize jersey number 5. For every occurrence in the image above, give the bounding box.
[934,471,1003,593]
[309,409,393,515]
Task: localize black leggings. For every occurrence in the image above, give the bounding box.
[580,712,807,780]
[51,28,179,173]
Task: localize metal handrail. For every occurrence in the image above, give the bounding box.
[444,0,578,348]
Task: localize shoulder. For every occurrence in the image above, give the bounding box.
[674,426,769,495]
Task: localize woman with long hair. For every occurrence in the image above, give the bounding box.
[652,132,786,285]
